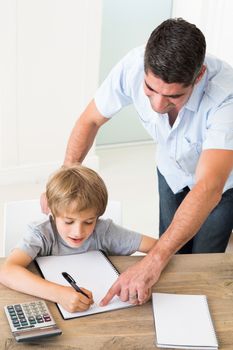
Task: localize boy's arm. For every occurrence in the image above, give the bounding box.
[0,249,93,312]
[138,235,157,253]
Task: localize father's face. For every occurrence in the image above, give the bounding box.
[143,70,194,115]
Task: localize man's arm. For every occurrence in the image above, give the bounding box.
[64,99,108,165]
[151,149,233,266]
[101,149,233,305]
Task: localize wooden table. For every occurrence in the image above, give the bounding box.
[0,253,233,350]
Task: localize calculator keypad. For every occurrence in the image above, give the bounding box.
[5,300,55,331]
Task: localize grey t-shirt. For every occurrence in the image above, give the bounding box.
[16,216,142,260]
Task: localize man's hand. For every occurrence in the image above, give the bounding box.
[40,192,50,215]
[100,255,161,306]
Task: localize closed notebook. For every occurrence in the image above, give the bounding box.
[152,293,218,350]
[36,250,132,319]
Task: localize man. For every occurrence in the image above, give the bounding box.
[42,18,233,305]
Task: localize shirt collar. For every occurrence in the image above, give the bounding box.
[184,70,208,112]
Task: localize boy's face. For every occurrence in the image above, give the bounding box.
[55,208,98,248]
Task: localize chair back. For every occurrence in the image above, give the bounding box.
[3,199,47,256]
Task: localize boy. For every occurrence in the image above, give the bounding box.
[0,164,157,313]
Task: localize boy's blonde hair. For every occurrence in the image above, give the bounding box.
[46,164,108,217]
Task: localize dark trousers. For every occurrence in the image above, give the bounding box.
[157,169,233,253]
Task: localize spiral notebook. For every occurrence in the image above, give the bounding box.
[152,293,218,349]
[36,250,132,319]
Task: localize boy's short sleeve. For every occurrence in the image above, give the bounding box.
[94,219,142,255]
[15,222,51,260]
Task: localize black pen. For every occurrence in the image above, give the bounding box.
[62,272,90,299]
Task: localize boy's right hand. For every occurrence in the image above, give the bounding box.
[57,286,94,313]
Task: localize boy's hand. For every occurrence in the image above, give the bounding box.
[57,286,94,312]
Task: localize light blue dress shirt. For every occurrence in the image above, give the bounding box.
[94,46,233,194]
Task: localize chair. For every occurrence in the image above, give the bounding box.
[3,199,47,257]
[3,199,121,256]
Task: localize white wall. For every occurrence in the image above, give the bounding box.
[0,0,102,186]
[172,0,233,66]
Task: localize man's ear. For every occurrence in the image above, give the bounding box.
[194,65,206,84]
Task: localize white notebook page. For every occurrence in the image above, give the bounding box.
[152,293,218,349]
[36,251,132,319]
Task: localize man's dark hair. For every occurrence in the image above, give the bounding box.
[144,18,206,86]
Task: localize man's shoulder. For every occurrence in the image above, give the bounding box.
[205,54,233,85]
[204,54,233,103]
[125,45,145,59]
[120,45,145,71]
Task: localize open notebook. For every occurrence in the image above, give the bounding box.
[36,250,132,319]
[152,293,218,350]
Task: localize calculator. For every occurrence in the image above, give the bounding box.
[4,300,62,342]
